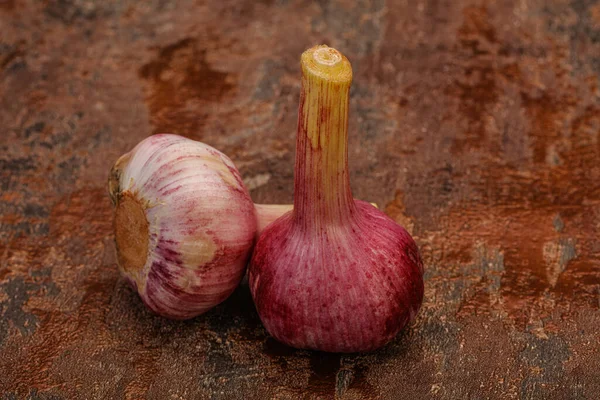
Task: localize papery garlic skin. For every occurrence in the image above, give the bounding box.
[248,45,424,352]
[109,134,256,319]
[250,201,423,352]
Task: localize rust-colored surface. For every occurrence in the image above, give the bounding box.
[1,0,599,398]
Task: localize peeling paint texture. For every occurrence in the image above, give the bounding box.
[1,0,599,399]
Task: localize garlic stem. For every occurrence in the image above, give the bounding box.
[294,45,355,231]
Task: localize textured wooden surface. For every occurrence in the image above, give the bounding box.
[1,0,600,399]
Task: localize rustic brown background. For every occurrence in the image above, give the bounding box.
[1,0,599,398]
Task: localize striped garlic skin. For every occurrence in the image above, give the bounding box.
[249,46,424,352]
[249,201,424,352]
[113,134,256,319]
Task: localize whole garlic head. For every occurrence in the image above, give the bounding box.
[108,134,256,319]
[248,45,424,352]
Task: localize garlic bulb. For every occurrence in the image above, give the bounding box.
[109,134,273,319]
[249,46,424,352]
